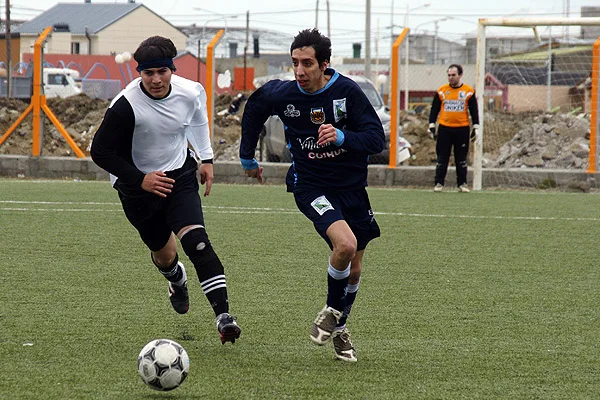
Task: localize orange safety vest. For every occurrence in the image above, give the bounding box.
[435,83,474,128]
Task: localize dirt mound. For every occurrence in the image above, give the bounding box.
[0,93,244,158]
[0,95,109,157]
[0,93,590,171]
[397,106,590,169]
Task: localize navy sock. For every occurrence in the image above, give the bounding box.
[337,280,360,328]
[326,262,350,312]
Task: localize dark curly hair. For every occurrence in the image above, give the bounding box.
[290,28,331,66]
[448,64,463,75]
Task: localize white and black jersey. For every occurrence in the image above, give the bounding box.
[91,75,213,187]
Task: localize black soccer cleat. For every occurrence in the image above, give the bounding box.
[168,279,189,315]
[216,313,241,344]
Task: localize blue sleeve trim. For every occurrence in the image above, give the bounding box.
[240,158,259,170]
[334,128,345,146]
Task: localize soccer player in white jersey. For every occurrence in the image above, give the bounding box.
[91,36,240,344]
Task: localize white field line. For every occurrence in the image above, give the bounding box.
[0,200,598,222]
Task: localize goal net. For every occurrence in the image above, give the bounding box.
[473,18,600,191]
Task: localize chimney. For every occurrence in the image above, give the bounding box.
[352,43,361,59]
[53,23,70,32]
[253,36,259,58]
[229,42,238,58]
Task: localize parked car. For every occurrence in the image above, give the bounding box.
[253,72,410,164]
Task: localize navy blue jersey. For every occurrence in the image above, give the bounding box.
[240,69,385,191]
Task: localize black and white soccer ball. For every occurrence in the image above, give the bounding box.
[137,339,190,391]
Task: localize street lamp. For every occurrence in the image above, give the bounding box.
[389,1,430,110]
[404,3,430,110]
[433,18,448,64]
[193,9,238,83]
[414,17,449,64]
[200,15,238,59]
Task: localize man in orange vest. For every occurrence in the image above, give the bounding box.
[428,64,479,193]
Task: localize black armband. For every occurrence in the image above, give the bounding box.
[201,158,214,164]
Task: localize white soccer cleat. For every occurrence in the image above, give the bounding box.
[310,306,342,345]
[458,184,470,193]
[332,327,357,362]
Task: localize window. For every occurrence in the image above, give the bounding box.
[48,74,67,85]
[71,42,80,54]
[356,81,383,108]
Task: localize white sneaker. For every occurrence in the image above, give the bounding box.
[434,183,444,192]
[458,184,470,193]
[310,306,342,345]
[332,327,357,362]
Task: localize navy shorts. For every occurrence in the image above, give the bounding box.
[115,154,205,252]
[293,188,380,251]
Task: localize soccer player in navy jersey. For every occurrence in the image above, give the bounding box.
[240,28,384,362]
[91,36,241,344]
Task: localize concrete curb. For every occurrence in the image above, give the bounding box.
[0,155,597,189]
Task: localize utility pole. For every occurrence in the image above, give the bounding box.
[434,19,439,64]
[5,0,11,97]
[364,0,371,80]
[315,0,331,37]
[196,37,201,83]
[243,10,249,91]
[326,0,330,38]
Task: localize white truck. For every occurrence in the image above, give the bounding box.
[41,67,82,98]
[0,67,82,99]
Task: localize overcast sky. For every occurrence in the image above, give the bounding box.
[5,0,594,56]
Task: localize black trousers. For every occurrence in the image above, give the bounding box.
[435,124,470,187]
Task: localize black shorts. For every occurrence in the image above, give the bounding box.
[114,154,204,251]
[293,188,380,251]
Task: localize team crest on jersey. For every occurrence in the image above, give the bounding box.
[311,195,334,215]
[459,91,466,99]
[310,107,325,124]
[333,98,347,122]
[284,104,300,117]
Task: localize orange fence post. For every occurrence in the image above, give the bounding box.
[388,28,409,169]
[31,27,52,156]
[206,29,224,141]
[0,26,85,158]
[587,37,600,174]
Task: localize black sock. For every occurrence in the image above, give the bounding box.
[191,247,229,316]
[153,253,184,284]
[180,228,230,317]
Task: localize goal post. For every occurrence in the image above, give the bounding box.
[474,17,600,190]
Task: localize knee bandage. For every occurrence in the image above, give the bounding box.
[180,227,226,296]
[180,227,217,266]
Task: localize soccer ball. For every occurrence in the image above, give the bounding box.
[137,339,190,391]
